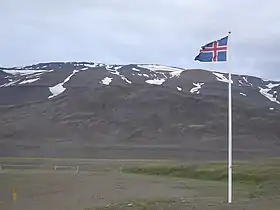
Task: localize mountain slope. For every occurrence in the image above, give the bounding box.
[0,62,279,160]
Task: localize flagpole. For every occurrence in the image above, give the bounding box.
[194,33,233,203]
[227,31,232,204]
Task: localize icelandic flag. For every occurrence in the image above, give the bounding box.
[194,36,228,62]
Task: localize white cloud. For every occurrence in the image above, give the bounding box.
[0,0,280,80]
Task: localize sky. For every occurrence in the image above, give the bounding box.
[1,0,280,80]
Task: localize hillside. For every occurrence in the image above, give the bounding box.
[0,62,279,160]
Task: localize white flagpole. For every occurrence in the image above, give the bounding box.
[227,31,232,204]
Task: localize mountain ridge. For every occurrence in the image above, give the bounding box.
[1,61,278,82]
[1,62,279,107]
[0,62,279,160]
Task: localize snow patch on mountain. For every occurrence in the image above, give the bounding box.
[258,86,280,105]
[157,72,167,79]
[190,82,204,94]
[213,72,233,83]
[137,64,184,73]
[132,68,140,72]
[48,84,66,99]
[2,69,48,76]
[145,78,166,85]
[114,66,123,70]
[170,70,185,77]
[64,70,79,83]
[238,80,244,85]
[48,70,79,99]
[121,75,132,84]
[0,69,53,87]
[243,77,249,83]
[137,73,149,78]
[266,83,280,89]
[101,77,113,85]
[138,64,185,79]
[243,77,253,86]
[0,79,20,87]
[106,65,131,84]
[26,72,47,79]
[138,64,183,72]
[19,78,40,85]
[73,63,99,68]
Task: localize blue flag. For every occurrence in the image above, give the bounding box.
[194,36,228,62]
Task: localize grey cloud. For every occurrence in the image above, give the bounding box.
[0,0,280,80]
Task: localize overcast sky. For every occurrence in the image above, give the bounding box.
[1,0,280,80]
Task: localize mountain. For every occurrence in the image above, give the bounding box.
[0,62,280,160]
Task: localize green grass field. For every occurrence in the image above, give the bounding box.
[122,159,280,185]
[98,159,280,210]
[2,157,280,210]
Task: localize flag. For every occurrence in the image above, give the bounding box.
[194,33,233,204]
[194,36,228,62]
